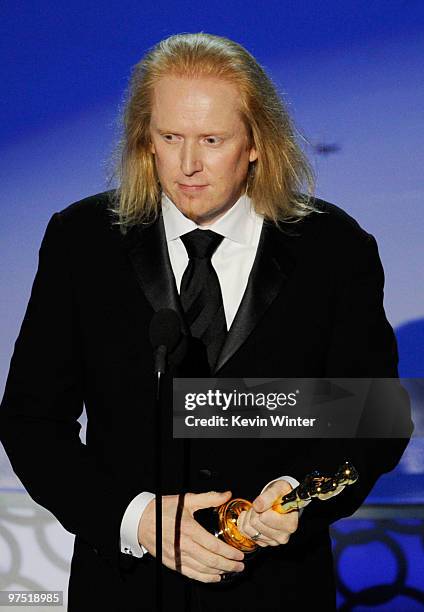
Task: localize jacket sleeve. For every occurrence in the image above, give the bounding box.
[295,231,414,542]
[0,212,142,567]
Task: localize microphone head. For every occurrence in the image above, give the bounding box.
[149,309,181,352]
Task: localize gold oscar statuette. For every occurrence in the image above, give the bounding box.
[195,461,358,554]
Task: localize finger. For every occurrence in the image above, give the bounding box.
[188,551,244,575]
[187,490,232,513]
[241,508,275,545]
[235,508,273,546]
[164,543,243,581]
[235,508,251,537]
[256,509,299,534]
[178,555,225,576]
[237,510,270,546]
[236,510,247,536]
[177,540,245,574]
[240,507,292,544]
[246,501,299,533]
[252,515,295,545]
[191,519,245,561]
[179,564,222,584]
[252,480,292,513]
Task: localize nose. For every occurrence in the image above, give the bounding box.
[180,141,203,176]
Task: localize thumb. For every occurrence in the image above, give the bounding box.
[252,486,278,512]
[253,480,292,513]
[252,494,267,513]
[190,490,232,512]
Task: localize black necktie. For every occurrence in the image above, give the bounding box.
[180,229,227,371]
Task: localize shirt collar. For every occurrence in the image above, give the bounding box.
[161,191,263,246]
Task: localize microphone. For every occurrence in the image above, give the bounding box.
[149,309,184,375]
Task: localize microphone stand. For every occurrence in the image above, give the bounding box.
[154,345,166,612]
[149,310,185,610]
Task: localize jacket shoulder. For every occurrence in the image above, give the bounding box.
[273,197,380,271]
[55,190,117,231]
[280,198,375,257]
[300,196,373,245]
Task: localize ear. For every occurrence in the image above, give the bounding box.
[249,145,258,163]
[150,141,156,155]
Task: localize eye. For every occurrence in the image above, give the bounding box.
[205,137,220,145]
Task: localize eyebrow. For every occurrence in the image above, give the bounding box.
[153,127,231,137]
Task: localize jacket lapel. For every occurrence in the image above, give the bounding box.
[213,221,297,374]
[122,215,189,335]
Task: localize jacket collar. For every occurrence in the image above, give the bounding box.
[122,215,297,374]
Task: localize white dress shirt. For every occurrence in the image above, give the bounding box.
[120,192,306,557]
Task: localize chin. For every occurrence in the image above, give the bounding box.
[184,208,206,224]
[174,199,212,223]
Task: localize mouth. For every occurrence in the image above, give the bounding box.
[178,184,208,192]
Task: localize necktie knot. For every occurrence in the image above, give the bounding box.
[179,228,227,372]
[181,229,224,260]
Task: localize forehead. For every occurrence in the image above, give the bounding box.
[150,76,244,129]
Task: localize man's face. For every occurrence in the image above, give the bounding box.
[149,76,258,225]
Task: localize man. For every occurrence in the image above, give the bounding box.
[0,33,412,611]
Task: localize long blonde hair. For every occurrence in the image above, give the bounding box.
[109,32,318,231]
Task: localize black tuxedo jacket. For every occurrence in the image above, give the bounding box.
[0,191,412,611]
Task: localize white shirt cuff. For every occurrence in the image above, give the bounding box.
[120,491,155,557]
[261,475,311,516]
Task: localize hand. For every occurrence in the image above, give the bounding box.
[138,490,245,583]
[237,480,298,547]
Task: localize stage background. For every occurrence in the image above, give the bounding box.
[1,1,423,610]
